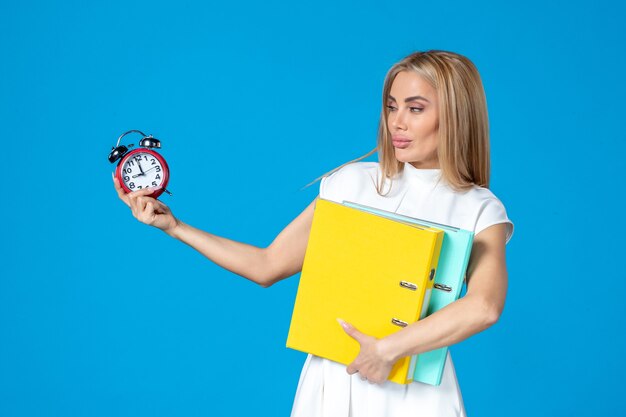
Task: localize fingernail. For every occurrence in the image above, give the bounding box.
[336,318,349,329]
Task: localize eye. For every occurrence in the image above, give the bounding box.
[386,105,397,111]
[410,107,424,113]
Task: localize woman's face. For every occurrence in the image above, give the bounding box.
[386,70,440,169]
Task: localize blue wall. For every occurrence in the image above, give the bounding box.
[1,1,624,415]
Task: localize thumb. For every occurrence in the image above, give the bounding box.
[337,318,367,343]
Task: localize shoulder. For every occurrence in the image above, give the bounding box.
[460,185,514,244]
[319,162,380,201]
[325,161,379,180]
[458,184,504,205]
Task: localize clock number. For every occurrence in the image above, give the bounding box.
[152,181,157,187]
[129,182,135,189]
[124,176,130,181]
[128,160,135,167]
[151,158,156,165]
[155,166,161,172]
[134,155,142,161]
[155,174,161,180]
[125,168,132,174]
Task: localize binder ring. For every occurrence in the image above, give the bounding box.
[391,318,408,327]
[400,281,417,291]
[434,283,452,292]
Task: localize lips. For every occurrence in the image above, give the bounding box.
[392,135,411,148]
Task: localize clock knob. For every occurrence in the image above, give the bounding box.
[108,145,129,163]
[139,136,161,149]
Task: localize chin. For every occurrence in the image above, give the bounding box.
[394,150,419,164]
[395,149,438,167]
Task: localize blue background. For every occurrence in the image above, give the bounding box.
[1,0,624,416]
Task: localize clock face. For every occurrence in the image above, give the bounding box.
[119,150,168,192]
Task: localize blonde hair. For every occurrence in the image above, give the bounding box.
[304,50,491,193]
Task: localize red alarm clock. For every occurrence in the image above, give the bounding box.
[108,130,172,199]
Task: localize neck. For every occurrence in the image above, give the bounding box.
[407,160,440,170]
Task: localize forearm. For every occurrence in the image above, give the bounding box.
[379,294,499,363]
[165,220,270,286]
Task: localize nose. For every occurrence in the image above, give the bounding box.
[391,108,407,130]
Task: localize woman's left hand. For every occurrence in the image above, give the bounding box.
[338,318,396,385]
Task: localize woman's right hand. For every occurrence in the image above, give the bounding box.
[113,174,179,233]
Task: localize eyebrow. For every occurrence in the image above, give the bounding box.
[388,95,431,104]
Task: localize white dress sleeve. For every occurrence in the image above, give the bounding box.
[474,197,514,245]
[318,165,350,203]
[319,175,331,200]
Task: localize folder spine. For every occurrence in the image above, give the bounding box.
[341,200,474,386]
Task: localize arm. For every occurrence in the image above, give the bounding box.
[166,197,318,288]
[113,175,318,288]
[342,222,509,383]
[377,222,509,362]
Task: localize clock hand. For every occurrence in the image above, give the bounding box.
[131,165,160,178]
[142,166,159,174]
[137,160,145,175]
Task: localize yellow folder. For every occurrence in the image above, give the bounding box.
[286,198,444,384]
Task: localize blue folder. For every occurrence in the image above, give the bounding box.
[342,200,474,386]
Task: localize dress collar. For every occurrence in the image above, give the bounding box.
[401,162,443,183]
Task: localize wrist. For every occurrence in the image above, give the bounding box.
[165,218,183,238]
[377,335,403,364]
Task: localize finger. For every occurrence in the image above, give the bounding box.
[141,196,162,217]
[128,187,159,199]
[145,201,155,221]
[112,174,131,207]
[337,318,367,344]
[128,188,155,214]
[153,199,169,212]
[136,196,149,215]
[346,363,358,375]
[136,198,153,223]
[371,375,385,385]
[127,190,139,216]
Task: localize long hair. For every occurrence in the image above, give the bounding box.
[305,50,491,193]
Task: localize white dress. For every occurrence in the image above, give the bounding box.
[290,161,514,417]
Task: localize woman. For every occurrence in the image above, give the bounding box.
[113,50,514,417]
